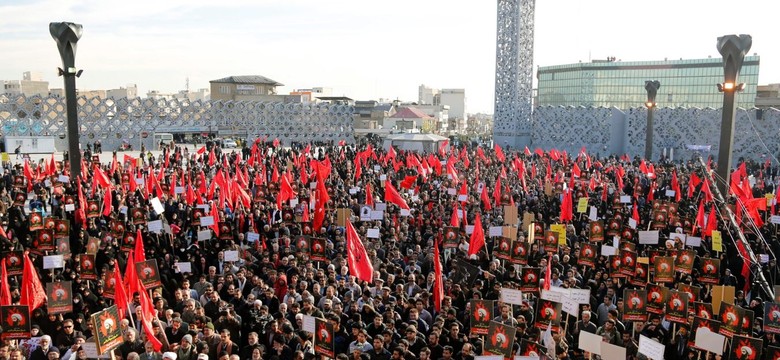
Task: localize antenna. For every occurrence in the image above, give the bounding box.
[185,77,190,92]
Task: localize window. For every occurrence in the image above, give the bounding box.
[220,85,230,94]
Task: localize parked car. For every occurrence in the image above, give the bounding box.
[222,138,237,148]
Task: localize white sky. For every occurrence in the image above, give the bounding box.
[1,0,778,114]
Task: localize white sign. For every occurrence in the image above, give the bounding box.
[447,188,456,195]
[379,175,387,181]
[465,225,474,235]
[150,197,165,215]
[58,175,70,183]
[302,315,316,333]
[569,289,591,304]
[246,232,260,243]
[175,262,192,273]
[289,198,299,208]
[600,245,617,257]
[370,210,384,220]
[500,288,523,305]
[760,254,770,264]
[578,331,602,355]
[686,236,702,247]
[147,220,163,234]
[620,195,631,203]
[360,206,373,221]
[771,215,780,224]
[64,204,75,212]
[374,203,387,211]
[175,186,185,194]
[489,226,503,237]
[628,218,637,229]
[135,177,144,185]
[196,204,210,212]
[665,190,676,197]
[367,228,380,238]
[601,342,627,360]
[540,288,565,303]
[224,250,239,262]
[638,335,665,360]
[638,231,659,245]
[589,206,598,221]
[119,206,128,215]
[43,255,65,269]
[694,327,724,354]
[200,216,215,226]
[197,230,212,241]
[514,357,541,360]
[400,209,411,217]
[562,296,579,317]
[458,194,468,202]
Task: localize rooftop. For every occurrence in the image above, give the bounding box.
[209,75,284,86]
[389,107,432,119]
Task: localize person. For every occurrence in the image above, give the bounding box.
[14,145,21,160]
[29,335,54,360]
[140,341,163,360]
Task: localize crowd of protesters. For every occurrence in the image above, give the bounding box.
[0,136,777,360]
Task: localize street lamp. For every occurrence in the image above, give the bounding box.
[644,80,660,160]
[50,22,84,178]
[715,34,751,196]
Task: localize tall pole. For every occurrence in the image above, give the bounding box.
[50,22,84,178]
[715,34,752,196]
[644,80,660,160]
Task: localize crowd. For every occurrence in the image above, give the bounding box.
[0,137,777,360]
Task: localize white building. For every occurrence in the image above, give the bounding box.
[440,88,466,120]
[418,84,440,105]
[106,84,138,99]
[2,71,49,97]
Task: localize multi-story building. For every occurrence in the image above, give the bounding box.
[756,84,780,109]
[209,75,289,102]
[418,84,440,105]
[106,84,138,99]
[2,71,49,97]
[536,56,760,109]
[291,87,332,103]
[440,89,466,121]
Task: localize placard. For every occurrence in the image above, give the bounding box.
[686,236,702,247]
[370,210,383,220]
[504,206,518,225]
[694,327,724,354]
[577,197,588,213]
[197,230,212,241]
[46,281,73,315]
[638,230,659,244]
[489,226,503,237]
[711,230,723,252]
[484,322,516,358]
[569,289,591,304]
[302,315,316,334]
[399,209,411,217]
[174,262,192,273]
[1,305,31,340]
[600,245,616,257]
[224,250,239,262]
[578,331,602,355]
[147,220,163,234]
[589,206,598,221]
[246,232,260,243]
[43,255,65,269]
[465,225,475,235]
[58,175,70,183]
[711,285,735,314]
[65,204,75,212]
[628,218,637,229]
[500,288,523,305]
[772,215,780,225]
[135,259,162,289]
[638,335,665,360]
[601,343,627,360]
[550,224,566,245]
[150,197,164,215]
[200,216,215,227]
[91,305,123,354]
[620,195,631,203]
[469,300,493,335]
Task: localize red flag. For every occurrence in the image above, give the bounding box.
[123,250,139,303]
[134,228,146,264]
[493,144,505,162]
[346,219,373,283]
[196,146,206,155]
[277,172,295,209]
[694,200,706,234]
[468,213,485,256]
[572,163,582,178]
[0,259,11,306]
[208,150,216,166]
[632,201,640,224]
[102,187,113,216]
[365,185,374,208]
[524,146,532,156]
[493,177,502,207]
[384,182,410,210]
[113,262,128,320]
[400,175,417,189]
[480,185,492,211]
[210,202,220,237]
[20,252,46,311]
[138,280,163,351]
[560,190,573,222]
[433,236,444,312]
[544,254,552,291]
[438,140,449,157]
[688,173,701,199]
[703,207,718,236]
[735,240,752,293]
[273,138,280,147]
[450,204,460,227]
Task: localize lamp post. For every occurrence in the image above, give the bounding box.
[50,22,84,178]
[715,34,751,196]
[644,80,660,160]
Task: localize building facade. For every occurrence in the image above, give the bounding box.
[209,75,287,102]
[756,83,780,109]
[440,88,466,121]
[537,56,760,109]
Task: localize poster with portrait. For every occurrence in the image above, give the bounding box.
[619,240,636,253]
[764,302,780,334]
[535,299,562,332]
[519,267,541,294]
[646,284,667,315]
[542,231,558,253]
[131,207,147,225]
[719,301,742,338]
[606,218,621,237]
[699,258,721,285]
[495,237,512,261]
[135,259,162,289]
[121,231,136,252]
[622,289,648,322]
[5,251,23,276]
[653,256,675,283]
[621,226,635,241]
[218,222,233,240]
[43,217,56,231]
[1,305,30,340]
[665,290,689,324]
[12,192,25,207]
[12,176,24,189]
[629,262,648,287]
[693,302,714,319]
[677,284,700,304]
[509,241,528,265]
[741,309,754,336]
[91,305,123,354]
[310,238,327,262]
[533,222,544,241]
[86,237,101,255]
[577,243,597,267]
[443,227,459,249]
[609,254,624,278]
[520,339,545,358]
[294,235,310,254]
[766,346,780,360]
[79,254,98,281]
[46,281,73,314]
[104,269,116,300]
[313,317,334,359]
[56,238,71,257]
[36,229,55,251]
[53,219,69,239]
[652,210,667,230]
[730,334,762,360]
[111,220,126,239]
[484,321,516,358]
[469,299,494,335]
[589,220,604,242]
[674,249,695,275]
[191,208,204,226]
[619,249,637,277]
[86,200,101,218]
[28,212,43,232]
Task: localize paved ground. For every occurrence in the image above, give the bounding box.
[8,144,218,166]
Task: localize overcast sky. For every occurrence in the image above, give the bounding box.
[1,0,778,113]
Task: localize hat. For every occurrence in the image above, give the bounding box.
[163,352,178,360]
[182,334,193,343]
[47,348,60,355]
[197,355,209,360]
[205,322,215,330]
[323,299,333,305]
